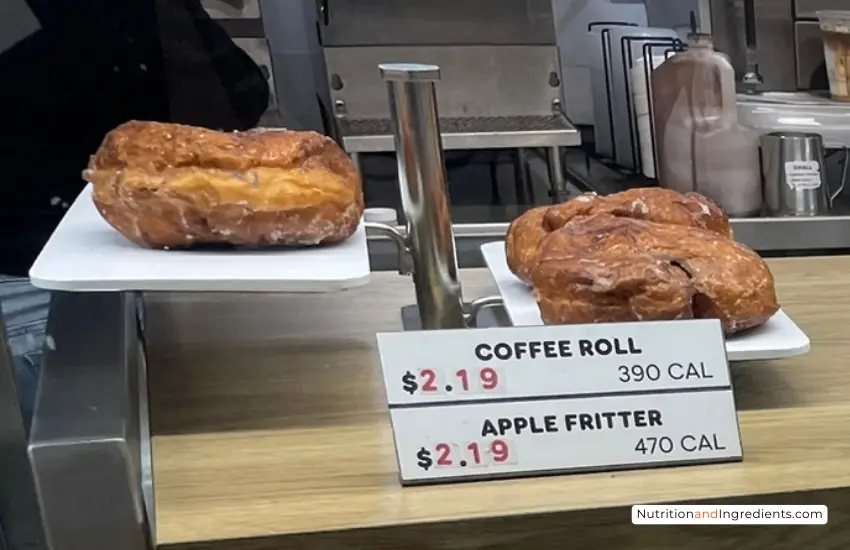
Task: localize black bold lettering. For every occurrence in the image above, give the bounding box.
[514,417,529,434]
[474,343,492,361]
[515,342,528,360]
[595,339,613,355]
[497,418,512,435]
[494,343,512,360]
[648,409,663,427]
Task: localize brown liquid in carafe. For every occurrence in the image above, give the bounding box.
[650,34,762,217]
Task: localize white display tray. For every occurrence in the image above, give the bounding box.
[480,241,810,362]
[29,185,371,293]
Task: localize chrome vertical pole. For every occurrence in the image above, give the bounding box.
[380,63,465,330]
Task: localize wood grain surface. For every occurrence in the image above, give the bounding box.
[146,258,850,549]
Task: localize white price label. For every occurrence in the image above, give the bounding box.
[378,320,729,405]
[784,161,822,190]
[391,390,742,483]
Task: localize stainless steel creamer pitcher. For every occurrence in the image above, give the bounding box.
[760,132,848,216]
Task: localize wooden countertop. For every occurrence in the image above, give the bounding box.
[146,258,850,549]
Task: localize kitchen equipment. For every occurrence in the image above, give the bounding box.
[760,132,847,216]
[318,0,579,194]
[817,10,850,101]
[651,32,763,217]
[479,241,810,361]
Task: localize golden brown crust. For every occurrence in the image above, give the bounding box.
[530,215,779,333]
[505,188,731,284]
[505,206,551,285]
[84,121,364,248]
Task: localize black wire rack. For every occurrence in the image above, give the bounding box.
[587,21,685,177]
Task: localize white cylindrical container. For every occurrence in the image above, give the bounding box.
[630,55,666,177]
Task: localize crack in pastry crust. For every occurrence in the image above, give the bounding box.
[505,188,731,284]
[84,121,364,248]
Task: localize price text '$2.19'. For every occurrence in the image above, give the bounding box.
[415,440,514,471]
[401,367,501,396]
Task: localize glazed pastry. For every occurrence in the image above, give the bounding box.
[529,214,778,333]
[84,121,364,248]
[505,188,730,284]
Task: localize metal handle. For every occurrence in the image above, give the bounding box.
[464,296,504,328]
[831,148,849,207]
[363,221,413,275]
[380,63,466,330]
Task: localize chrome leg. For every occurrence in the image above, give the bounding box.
[546,146,567,199]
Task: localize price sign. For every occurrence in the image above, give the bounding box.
[377,319,743,485]
[378,319,729,405]
[390,390,742,483]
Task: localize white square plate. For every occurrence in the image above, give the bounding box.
[29,185,371,293]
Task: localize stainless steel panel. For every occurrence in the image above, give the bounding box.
[319,0,556,47]
[0,306,45,550]
[29,293,152,550]
[261,0,332,132]
[341,115,580,152]
[233,38,277,112]
[756,0,797,91]
[709,0,796,91]
[201,0,261,19]
[796,0,847,19]
[796,21,827,89]
[325,45,562,120]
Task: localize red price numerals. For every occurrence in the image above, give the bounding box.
[415,440,514,471]
[402,367,502,396]
[455,367,500,392]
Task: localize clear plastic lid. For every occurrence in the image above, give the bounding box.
[738,92,850,148]
[817,10,850,33]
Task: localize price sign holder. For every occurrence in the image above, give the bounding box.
[376,319,744,485]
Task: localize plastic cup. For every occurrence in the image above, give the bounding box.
[817,10,850,101]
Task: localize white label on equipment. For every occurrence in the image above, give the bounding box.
[391,390,742,483]
[784,161,822,190]
[377,319,729,405]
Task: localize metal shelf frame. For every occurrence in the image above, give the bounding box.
[5,292,156,550]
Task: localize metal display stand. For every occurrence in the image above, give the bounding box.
[28,292,154,550]
[9,61,503,550]
[365,63,504,331]
[0,307,46,550]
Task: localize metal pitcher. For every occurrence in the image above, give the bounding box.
[761,132,847,216]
